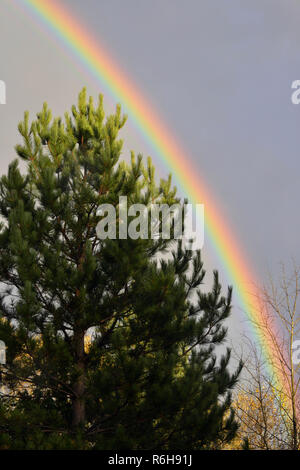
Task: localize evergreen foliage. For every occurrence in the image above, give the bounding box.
[0,89,242,449]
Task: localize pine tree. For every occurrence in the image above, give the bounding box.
[0,89,242,450]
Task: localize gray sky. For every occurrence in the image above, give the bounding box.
[1,0,300,340]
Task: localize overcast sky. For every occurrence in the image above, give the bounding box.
[1,0,300,340]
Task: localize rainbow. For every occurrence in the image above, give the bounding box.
[11,0,292,405]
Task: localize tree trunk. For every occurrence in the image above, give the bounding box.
[72,329,86,428]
